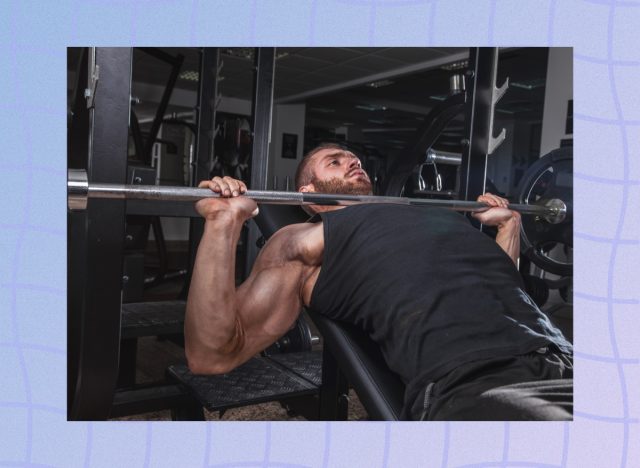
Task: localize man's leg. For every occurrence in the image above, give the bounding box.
[422,348,573,421]
[429,378,573,421]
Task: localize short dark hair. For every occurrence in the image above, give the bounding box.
[294,143,347,190]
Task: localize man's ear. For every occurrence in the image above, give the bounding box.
[299,184,318,215]
[299,183,315,193]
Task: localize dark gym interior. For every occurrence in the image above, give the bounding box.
[67,47,573,421]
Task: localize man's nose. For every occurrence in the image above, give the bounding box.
[347,157,360,169]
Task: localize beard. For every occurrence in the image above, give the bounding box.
[311,175,373,195]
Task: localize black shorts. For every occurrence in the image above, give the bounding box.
[409,347,573,421]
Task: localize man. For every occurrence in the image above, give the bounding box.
[185,143,573,420]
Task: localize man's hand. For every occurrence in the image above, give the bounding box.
[472,192,520,228]
[195,176,258,222]
[472,193,521,265]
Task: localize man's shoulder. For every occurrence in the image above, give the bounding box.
[273,221,323,245]
[268,222,323,265]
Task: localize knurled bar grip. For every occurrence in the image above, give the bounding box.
[67,169,566,223]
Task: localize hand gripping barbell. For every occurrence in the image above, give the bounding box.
[67,169,568,224]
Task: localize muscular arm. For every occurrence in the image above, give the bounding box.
[185,219,310,374]
[184,176,319,375]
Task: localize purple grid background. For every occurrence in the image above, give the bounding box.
[0,0,638,466]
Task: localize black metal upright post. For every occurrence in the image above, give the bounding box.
[245,48,276,275]
[68,47,132,420]
[318,347,349,420]
[68,48,90,168]
[67,47,89,416]
[459,47,507,205]
[192,48,219,188]
[183,48,219,297]
[138,48,185,165]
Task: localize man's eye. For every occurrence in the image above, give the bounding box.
[329,160,338,166]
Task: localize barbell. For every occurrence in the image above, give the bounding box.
[67,169,568,224]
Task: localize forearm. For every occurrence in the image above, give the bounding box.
[495,213,521,266]
[185,215,245,371]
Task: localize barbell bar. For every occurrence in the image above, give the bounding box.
[67,169,567,224]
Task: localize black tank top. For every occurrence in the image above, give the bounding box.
[310,204,572,393]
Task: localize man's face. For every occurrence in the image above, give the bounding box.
[302,148,373,195]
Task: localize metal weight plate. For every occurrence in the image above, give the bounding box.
[262,316,314,355]
[517,147,573,276]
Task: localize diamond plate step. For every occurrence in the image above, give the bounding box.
[168,351,322,412]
